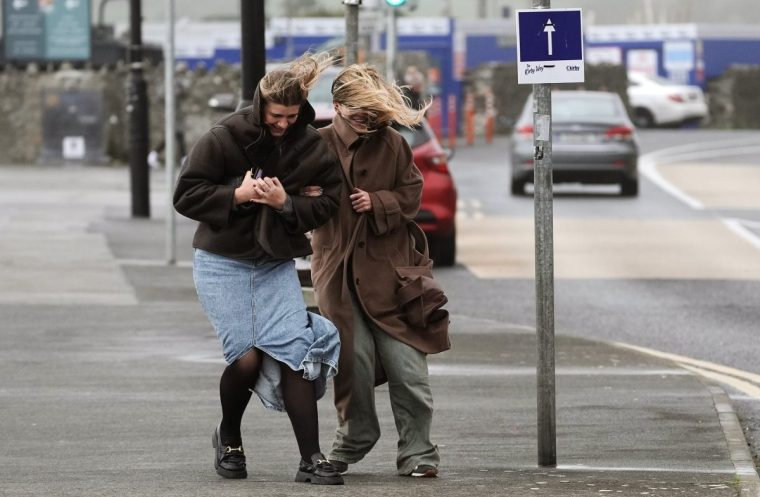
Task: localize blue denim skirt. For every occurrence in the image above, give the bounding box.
[193,249,340,411]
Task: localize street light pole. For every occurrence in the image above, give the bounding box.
[533,0,556,468]
[344,0,362,66]
[239,0,266,110]
[127,0,150,218]
[385,5,397,81]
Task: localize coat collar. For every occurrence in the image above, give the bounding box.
[331,112,364,150]
[331,112,386,150]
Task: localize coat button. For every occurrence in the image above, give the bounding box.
[355,278,360,286]
[360,169,368,176]
[358,241,365,248]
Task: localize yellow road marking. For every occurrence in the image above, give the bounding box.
[612,341,760,399]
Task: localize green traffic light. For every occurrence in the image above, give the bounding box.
[385,0,407,6]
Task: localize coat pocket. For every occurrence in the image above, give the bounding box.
[394,264,449,329]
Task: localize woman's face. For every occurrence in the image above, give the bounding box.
[334,103,378,134]
[263,102,300,137]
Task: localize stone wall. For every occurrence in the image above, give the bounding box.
[0,62,243,165]
[708,65,760,129]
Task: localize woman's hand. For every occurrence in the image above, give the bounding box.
[251,176,287,210]
[350,187,372,213]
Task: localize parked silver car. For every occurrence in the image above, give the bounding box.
[509,90,640,197]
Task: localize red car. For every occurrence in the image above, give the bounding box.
[392,120,457,266]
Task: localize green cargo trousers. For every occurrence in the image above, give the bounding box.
[329,296,440,475]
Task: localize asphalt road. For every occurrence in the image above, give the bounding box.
[439,128,760,468]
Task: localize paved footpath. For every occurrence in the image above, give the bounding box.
[0,164,758,496]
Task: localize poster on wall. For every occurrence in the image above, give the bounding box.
[663,40,694,84]
[3,0,91,61]
[626,49,658,75]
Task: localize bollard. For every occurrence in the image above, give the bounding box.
[465,91,475,146]
[447,94,457,150]
[485,89,495,144]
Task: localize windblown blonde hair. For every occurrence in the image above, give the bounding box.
[331,64,431,128]
[259,52,335,106]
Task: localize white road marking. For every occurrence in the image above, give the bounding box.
[116,258,193,268]
[722,218,760,251]
[638,154,704,209]
[456,198,484,220]
[428,364,690,377]
[555,465,735,475]
[639,140,760,251]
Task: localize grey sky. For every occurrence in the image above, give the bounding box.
[93,0,760,25]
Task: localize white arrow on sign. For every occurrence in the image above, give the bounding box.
[543,19,556,56]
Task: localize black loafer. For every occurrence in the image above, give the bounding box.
[295,452,344,485]
[212,424,247,479]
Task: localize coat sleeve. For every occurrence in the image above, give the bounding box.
[173,130,237,227]
[282,140,342,234]
[367,137,423,236]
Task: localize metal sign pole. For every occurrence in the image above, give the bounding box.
[532,0,557,468]
[164,0,177,265]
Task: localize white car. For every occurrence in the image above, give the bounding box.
[627,71,708,128]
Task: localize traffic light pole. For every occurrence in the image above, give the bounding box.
[239,0,266,110]
[127,0,150,218]
[532,0,557,469]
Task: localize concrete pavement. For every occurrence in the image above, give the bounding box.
[0,162,758,496]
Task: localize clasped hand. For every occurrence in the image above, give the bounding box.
[236,170,287,210]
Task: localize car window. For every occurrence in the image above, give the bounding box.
[552,95,622,122]
[640,73,678,86]
[393,123,430,148]
[309,71,337,105]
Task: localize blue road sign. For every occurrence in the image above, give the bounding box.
[516,8,584,84]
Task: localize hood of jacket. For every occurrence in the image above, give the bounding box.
[215,84,317,151]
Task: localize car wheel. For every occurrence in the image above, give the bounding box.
[510,178,526,195]
[633,108,655,128]
[620,178,639,197]
[429,229,456,267]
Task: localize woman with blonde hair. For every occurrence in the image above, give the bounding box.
[174,52,344,485]
[311,64,450,478]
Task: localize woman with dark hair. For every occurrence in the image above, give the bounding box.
[174,53,344,485]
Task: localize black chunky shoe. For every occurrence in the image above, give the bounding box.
[212,424,247,479]
[295,452,344,485]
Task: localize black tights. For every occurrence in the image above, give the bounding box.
[218,348,321,461]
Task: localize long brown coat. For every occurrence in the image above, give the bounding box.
[311,115,450,421]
